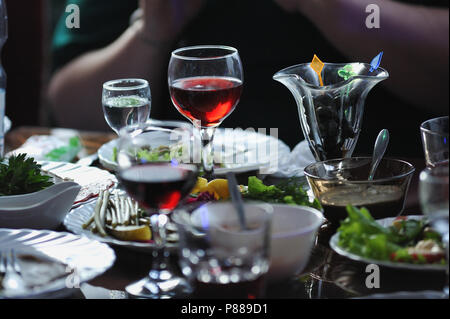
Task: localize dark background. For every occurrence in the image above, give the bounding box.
[2,0,63,130]
[1,1,448,158]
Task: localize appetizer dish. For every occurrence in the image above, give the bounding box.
[81,190,152,242]
[335,205,446,265]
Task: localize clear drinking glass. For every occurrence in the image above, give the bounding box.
[420,116,449,168]
[168,45,243,178]
[117,121,199,299]
[173,202,273,299]
[419,165,449,296]
[102,79,151,135]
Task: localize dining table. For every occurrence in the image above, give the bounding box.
[3,126,446,300]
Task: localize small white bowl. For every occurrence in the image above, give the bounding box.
[0,182,81,230]
[269,204,324,282]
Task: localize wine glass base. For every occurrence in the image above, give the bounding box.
[125,272,192,299]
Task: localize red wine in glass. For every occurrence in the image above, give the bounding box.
[170,76,243,127]
[193,274,266,299]
[119,163,198,211]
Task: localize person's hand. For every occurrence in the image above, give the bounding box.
[138,0,205,43]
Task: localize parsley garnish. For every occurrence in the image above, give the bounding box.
[0,154,54,196]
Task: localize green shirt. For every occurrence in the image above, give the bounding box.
[52,0,137,72]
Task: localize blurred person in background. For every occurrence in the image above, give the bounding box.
[47,0,448,157]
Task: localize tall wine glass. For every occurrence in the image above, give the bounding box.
[419,164,449,296]
[102,79,151,135]
[168,45,243,178]
[117,121,198,299]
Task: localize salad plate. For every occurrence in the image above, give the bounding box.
[330,215,447,271]
[97,127,291,175]
[0,228,115,298]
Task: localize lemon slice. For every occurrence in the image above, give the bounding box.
[105,225,151,241]
[205,179,230,200]
[192,177,208,194]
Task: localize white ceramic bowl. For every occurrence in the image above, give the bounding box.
[269,204,324,282]
[0,182,81,230]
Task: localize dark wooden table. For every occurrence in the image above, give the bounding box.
[4,126,445,299]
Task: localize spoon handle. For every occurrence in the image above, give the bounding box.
[226,172,248,230]
[368,129,390,181]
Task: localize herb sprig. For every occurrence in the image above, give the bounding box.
[0,154,54,196]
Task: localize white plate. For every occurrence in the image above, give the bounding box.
[98,128,291,175]
[330,216,447,271]
[0,228,115,298]
[38,161,118,208]
[64,201,176,253]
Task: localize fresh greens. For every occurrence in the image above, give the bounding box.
[242,176,322,210]
[337,206,445,264]
[45,136,81,162]
[0,154,54,196]
[112,145,184,163]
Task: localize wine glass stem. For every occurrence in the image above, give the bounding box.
[199,126,216,179]
[149,213,170,273]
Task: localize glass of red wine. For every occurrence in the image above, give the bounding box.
[168,45,243,178]
[117,121,199,299]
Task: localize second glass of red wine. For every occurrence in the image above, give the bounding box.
[117,121,198,299]
[168,45,243,178]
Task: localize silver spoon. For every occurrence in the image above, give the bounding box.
[226,172,248,230]
[368,129,390,181]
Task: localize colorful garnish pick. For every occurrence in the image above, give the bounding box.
[338,64,356,81]
[369,51,383,72]
[310,54,325,86]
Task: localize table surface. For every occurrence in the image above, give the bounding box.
[3,126,445,299]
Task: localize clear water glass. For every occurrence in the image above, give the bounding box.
[420,116,449,168]
[102,79,151,135]
[173,202,273,299]
[419,165,449,296]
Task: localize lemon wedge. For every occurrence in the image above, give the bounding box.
[105,225,151,241]
[192,177,208,194]
[205,179,230,200]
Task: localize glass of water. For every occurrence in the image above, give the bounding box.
[173,202,273,299]
[419,164,449,296]
[102,79,151,135]
[420,116,449,168]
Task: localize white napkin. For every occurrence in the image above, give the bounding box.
[6,128,82,162]
[273,140,316,178]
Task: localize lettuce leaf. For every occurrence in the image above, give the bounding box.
[244,176,322,209]
[337,205,425,261]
